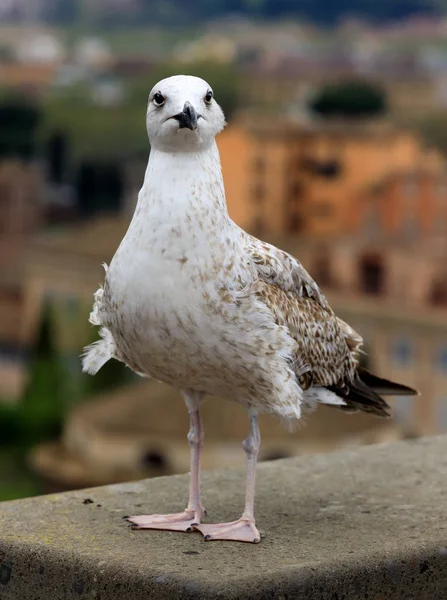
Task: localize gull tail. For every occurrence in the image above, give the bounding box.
[81,327,115,375]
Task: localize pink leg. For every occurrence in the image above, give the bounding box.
[126,391,205,532]
[195,412,261,543]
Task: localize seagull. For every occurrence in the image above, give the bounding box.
[82,75,418,544]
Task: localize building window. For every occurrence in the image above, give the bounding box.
[301,158,342,179]
[433,212,447,236]
[289,181,303,198]
[359,253,385,295]
[320,160,342,179]
[429,280,447,306]
[288,212,303,234]
[392,337,413,367]
[253,156,265,173]
[435,345,447,374]
[402,213,418,237]
[364,202,380,235]
[253,216,265,234]
[252,183,265,203]
[404,176,418,197]
[313,201,334,218]
[436,180,447,198]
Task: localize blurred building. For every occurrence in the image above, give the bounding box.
[0,62,56,92]
[20,217,128,353]
[19,217,447,437]
[74,37,113,70]
[276,170,447,434]
[242,64,447,119]
[0,26,63,96]
[15,31,65,64]
[219,119,444,238]
[29,378,401,492]
[0,160,45,400]
[4,118,446,438]
[220,119,447,433]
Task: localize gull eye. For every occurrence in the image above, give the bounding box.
[153,92,165,106]
[204,90,213,104]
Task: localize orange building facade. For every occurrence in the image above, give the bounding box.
[217,119,444,239]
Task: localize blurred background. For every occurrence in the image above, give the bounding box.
[1,0,447,502]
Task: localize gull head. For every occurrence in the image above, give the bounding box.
[146,75,226,152]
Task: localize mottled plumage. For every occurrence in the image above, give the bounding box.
[81,75,418,544]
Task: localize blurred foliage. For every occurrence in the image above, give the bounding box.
[0,300,133,500]
[309,80,388,120]
[0,404,22,446]
[0,95,42,159]
[0,449,41,501]
[46,130,69,183]
[75,159,124,216]
[0,305,63,502]
[0,45,15,63]
[40,84,149,160]
[17,304,66,448]
[409,113,447,155]
[39,61,239,160]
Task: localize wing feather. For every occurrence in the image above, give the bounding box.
[242,232,358,386]
[242,232,329,308]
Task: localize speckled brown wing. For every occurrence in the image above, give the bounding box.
[252,279,356,388]
[242,233,330,310]
[336,317,364,356]
[242,233,365,357]
[242,233,356,386]
[243,234,414,417]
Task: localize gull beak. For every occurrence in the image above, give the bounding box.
[173,101,198,131]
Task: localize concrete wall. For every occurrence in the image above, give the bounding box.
[1,436,447,599]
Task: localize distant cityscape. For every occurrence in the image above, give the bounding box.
[1,12,447,498]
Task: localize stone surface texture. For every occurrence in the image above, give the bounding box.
[1,435,447,599]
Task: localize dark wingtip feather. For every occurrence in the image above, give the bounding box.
[327,376,392,418]
[358,366,419,396]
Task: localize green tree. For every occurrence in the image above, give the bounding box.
[46,130,69,184]
[309,80,387,120]
[18,304,66,448]
[41,85,149,160]
[0,404,21,447]
[0,97,42,159]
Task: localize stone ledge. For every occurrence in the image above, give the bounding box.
[1,436,447,599]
